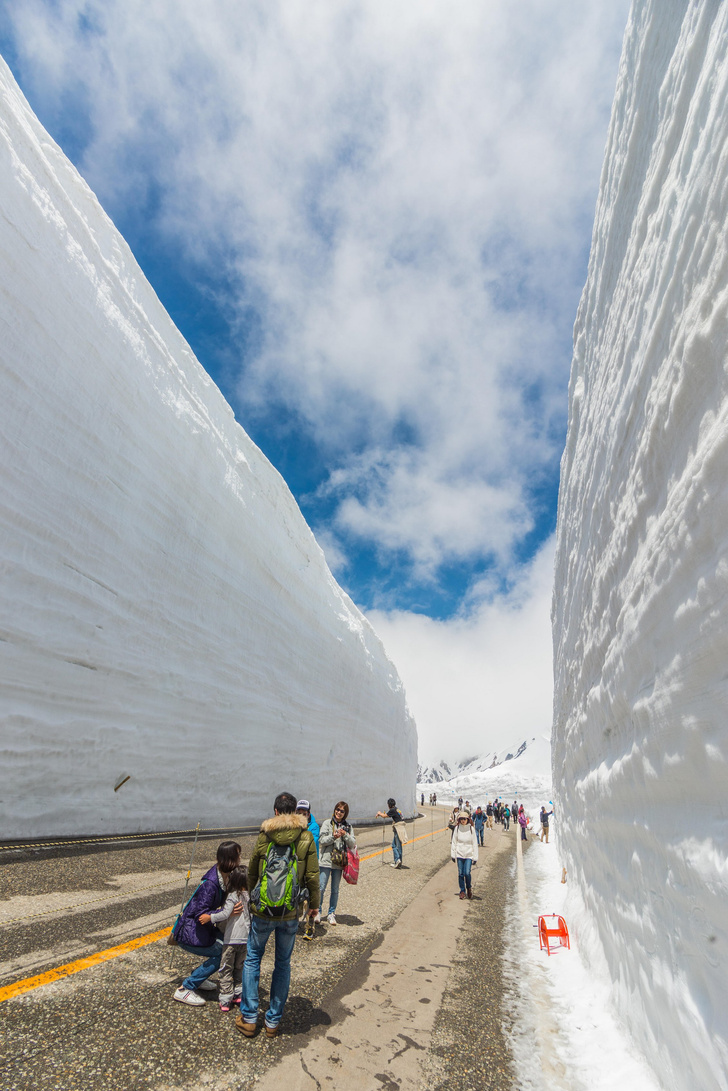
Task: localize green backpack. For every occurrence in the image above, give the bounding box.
[250,840,304,917]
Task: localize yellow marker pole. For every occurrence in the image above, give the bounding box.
[168,821,201,969]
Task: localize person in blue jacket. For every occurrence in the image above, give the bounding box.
[296,800,320,854]
[172,840,243,1007]
[472,806,486,846]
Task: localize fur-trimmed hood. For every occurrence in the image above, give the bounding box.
[248,811,320,917]
[259,812,308,845]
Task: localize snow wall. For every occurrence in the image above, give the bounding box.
[0,57,417,839]
[553,3,728,1089]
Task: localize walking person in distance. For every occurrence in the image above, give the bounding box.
[450,811,478,899]
[473,805,486,846]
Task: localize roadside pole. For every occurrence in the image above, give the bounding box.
[168,821,200,969]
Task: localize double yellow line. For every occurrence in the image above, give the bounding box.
[0,825,448,1004]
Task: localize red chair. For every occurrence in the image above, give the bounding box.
[538,914,570,956]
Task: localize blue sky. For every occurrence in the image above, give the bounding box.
[0,0,631,760]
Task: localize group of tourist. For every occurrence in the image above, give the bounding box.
[169,791,407,1038]
[170,790,552,1037]
[447,798,554,862]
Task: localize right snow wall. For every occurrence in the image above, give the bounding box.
[553,3,728,1088]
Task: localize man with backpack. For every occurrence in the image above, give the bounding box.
[236,792,319,1039]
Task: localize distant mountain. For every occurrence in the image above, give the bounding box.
[417,734,551,813]
[417,737,531,783]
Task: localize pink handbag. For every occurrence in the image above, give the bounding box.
[343,846,360,885]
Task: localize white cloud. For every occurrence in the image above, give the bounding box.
[3,0,631,579]
[368,538,556,765]
[318,446,531,577]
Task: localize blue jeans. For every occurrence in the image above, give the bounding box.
[476,826,484,846]
[319,866,342,915]
[242,916,298,1028]
[178,937,224,991]
[392,830,403,864]
[457,857,472,892]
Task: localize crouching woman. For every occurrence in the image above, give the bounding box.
[172,840,242,1006]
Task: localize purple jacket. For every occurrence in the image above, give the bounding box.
[175,865,226,948]
[518,812,528,828]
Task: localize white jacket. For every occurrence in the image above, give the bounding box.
[450,823,479,863]
[210,890,251,944]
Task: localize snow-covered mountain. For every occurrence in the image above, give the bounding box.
[553,4,728,1089]
[417,736,533,783]
[0,58,416,838]
[418,734,551,814]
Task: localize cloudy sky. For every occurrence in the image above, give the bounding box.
[0,0,631,763]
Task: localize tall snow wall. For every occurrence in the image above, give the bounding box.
[553,3,728,1088]
[0,57,417,839]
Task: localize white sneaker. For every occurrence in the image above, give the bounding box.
[327,913,337,925]
[197,979,217,991]
[313,910,321,923]
[173,987,206,1007]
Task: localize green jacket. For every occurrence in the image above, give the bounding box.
[248,812,320,918]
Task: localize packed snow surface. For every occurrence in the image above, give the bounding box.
[0,57,416,838]
[553,3,728,1089]
[505,830,663,1091]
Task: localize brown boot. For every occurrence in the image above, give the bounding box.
[467,887,473,899]
[235,1014,258,1038]
[264,1023,279,1038]
[459,891,466,900]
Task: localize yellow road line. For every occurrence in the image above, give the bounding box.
[0,926,171,1003]
[359,824,448,861]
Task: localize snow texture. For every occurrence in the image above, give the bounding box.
[0,57,416,839]
[553,3,728,1088]
[504,831,663,1091]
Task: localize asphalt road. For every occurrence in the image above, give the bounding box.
[1,812,461,1090]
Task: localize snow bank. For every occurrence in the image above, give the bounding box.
[0,56,416,838]
[553,3,728,1088]
[504,832,663,1091]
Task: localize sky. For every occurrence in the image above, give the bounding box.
[0,0,632,764]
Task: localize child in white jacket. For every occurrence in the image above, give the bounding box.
[199,865,250,1011]
[450,812,478,900]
